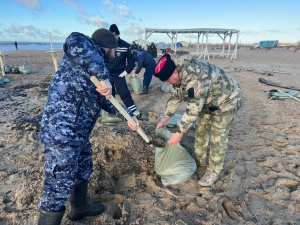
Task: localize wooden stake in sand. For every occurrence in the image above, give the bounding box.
[0,51,5,76]
[47,32,58,73]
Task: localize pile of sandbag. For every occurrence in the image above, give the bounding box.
[2,64,31,74]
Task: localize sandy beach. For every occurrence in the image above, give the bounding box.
[0,46,300,225]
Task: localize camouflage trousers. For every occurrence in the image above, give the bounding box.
[194,112,236,175]
[40,141,93,212]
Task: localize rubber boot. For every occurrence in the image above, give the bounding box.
[142,85,149,94]
[101,110,122,123]
[69,180,105,221]
[38,207,65,225]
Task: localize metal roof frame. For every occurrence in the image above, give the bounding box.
[144,28,240,60]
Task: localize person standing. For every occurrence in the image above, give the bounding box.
[131,41,139,51]
[133,49,156,94]
[38,28,139,225]
[147,42,157,61]
[108,24,147,120]
[154,51,243,187]
[14,41,18,50]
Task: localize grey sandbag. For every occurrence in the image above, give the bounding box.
[166,114,183,128]
[161,82,173,93]
[154,127,197,186]
[129,74,143,94]
[18,64,31,74]
[4,65,12,73]
[268,90,299,100]
[0,76,10,83]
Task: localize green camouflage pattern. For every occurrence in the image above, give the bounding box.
[164,51,243,134]
[194,112,235,175]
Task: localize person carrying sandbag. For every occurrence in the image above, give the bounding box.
[154,51,243,187]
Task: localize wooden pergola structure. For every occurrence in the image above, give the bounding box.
[144,28,240,60]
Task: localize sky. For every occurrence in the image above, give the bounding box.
[1,0,300,45]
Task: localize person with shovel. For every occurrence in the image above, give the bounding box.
[38,28,139,225]
[107,24,148,120]
[154,51,243,187]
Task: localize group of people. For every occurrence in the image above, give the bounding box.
[38,24,243,224]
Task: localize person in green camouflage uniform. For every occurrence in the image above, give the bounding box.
[154,51,243,186]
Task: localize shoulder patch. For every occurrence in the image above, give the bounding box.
[188,88,195,98]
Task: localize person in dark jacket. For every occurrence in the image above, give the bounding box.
[108,24,147,120]
[133,49,156,94]
[147,42,157,61]
[38,28,139,225]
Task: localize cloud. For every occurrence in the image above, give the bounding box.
[12,0,42,11]
[115,5,133,19]
[3,22,65,41]
[122,23,144,36]
[82,17,110,28]
[62,0,86,14]
[102,0,114,8]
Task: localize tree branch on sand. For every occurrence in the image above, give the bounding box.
[259,78,300,91]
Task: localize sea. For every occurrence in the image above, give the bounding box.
[0,41,63,52]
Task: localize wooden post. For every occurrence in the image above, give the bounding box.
[0,51,5,76]
[49,32,58,73]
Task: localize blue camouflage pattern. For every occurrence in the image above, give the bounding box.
[40,32,132,211]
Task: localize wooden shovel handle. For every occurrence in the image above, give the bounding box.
[90,76,150,144]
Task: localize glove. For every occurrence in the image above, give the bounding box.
[119,71,128,77]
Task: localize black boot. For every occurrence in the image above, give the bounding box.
[142,85,149,94]
[69,180,105,221]
[38,207,65,225]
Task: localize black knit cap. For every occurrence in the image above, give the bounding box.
[109,24,120,35]
[154,54,176,81]
[91,28,117,48]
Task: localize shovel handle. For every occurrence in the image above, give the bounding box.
[90,76,150,144]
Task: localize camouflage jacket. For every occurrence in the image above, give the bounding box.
[164,51,243,134]
[40,32,132,146]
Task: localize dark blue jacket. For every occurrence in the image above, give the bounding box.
[107,38,135,76]
[40,32,132,146]
[134,50,156,74]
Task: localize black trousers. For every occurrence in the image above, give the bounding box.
[110,74,136,113]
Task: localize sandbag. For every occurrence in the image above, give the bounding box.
[4,65,12,73]
[129,74,143,94]
[268,89,299,100]
[161,82,173,93]
[154,127,197,186]
[0,76,10,83]
[11,66,20,74]
[166,114,183,128]
[18,64,31,74]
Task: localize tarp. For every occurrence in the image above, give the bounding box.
[176,42,183,47]
[156,42,167,48]
[180,41,189,48]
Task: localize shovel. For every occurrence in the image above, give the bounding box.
[90,76,152,146]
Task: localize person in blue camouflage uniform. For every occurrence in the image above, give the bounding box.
[38,28,139,225]
[154,51,243,187]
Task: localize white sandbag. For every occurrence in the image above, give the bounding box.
[18,64,31,74]
[129,75,143,94]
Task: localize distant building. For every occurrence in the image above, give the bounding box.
[259,40,279,48]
